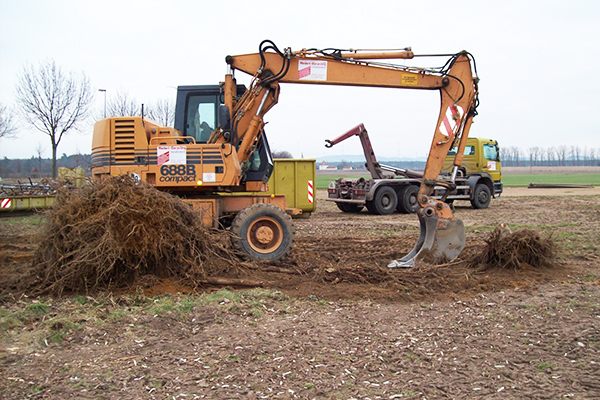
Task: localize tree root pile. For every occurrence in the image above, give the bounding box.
[469,225,556,270]
[24,176,241,296]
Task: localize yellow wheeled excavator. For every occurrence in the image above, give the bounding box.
[91,40,479,267]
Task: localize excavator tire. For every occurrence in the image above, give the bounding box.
[336,202,364,213]
[231,203,294,262]
[396,184,419,214]
[470,183,491,209]
[366,186,397,215]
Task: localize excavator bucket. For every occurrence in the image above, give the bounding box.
[388,205,466,268]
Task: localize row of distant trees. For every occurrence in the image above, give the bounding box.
[0,60,175,178]
[501,146,600,167]
[0,153,90,179]
[0,151,296,180]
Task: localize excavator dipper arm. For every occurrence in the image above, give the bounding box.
[225,40,479,267]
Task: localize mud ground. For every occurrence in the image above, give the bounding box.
[1,189,599,399]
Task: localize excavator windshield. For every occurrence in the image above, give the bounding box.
[185,95,217,143]
[174,85,222,144]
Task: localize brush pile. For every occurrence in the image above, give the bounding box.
[27,176,240,295]
[470,224,555,270]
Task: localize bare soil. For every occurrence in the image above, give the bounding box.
[1,190,599,399]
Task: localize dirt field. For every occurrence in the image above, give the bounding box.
[1,189,599,399]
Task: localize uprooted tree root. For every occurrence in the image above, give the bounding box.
[23,176,244,296]
[469,225,556,270]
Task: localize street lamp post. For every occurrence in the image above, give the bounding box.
[98,89,107,118]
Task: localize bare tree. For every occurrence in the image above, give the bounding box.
[572,146,581,166]
[556,145,568,166]
[528,147,536,168]
[547,147,557,166]
[35,142,44,176]
[106,91,141,117]
[500,147,511,165]
[15,60,92,178]
[0,103,18,139]
[588,147,596,166]
[146,98,175,127]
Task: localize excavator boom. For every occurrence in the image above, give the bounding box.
[225,40,479,267]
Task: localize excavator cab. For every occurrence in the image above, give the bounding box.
[174,85,274,184]
[174,85,233,143]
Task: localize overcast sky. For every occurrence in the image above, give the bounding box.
[1,0,598,161]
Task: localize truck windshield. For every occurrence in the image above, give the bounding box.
[483,144,499,161]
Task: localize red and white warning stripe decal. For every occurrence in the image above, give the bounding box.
[439,103,464,140]
[1,198,12,209]
[308,180,314,203]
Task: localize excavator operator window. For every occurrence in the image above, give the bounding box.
[184,95,218,143]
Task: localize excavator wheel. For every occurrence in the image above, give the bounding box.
[396,184,419,214]
[231,203,294,262]
[336,202,364,213]
[366,186,397,215]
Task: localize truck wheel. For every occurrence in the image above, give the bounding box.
[396,185,419,214]
[231,203,294,262]
[470,183,491,209]
[336,202,364,213]
[366,186,397,215]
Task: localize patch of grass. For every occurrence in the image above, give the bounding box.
[198,289,289,319]
[201,289,243,305]
[175,297,200,314]
[149,297,176,315]
[464,224,499,232]
[249,308,263,318]
[0,312,22,333]
[502,173,600,187]
[46,330,66,344]
[27,301,50,315]
[29,386,44,395]
[535,361,555,372]
[105,308,128,323]
[72,295,89,305]
[0,213,46,236]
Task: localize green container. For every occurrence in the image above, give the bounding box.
[266,159,316,218]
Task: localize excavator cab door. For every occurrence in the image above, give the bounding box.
[243,131,274,183]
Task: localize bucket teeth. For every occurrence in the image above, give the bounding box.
[388,206,465,268]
